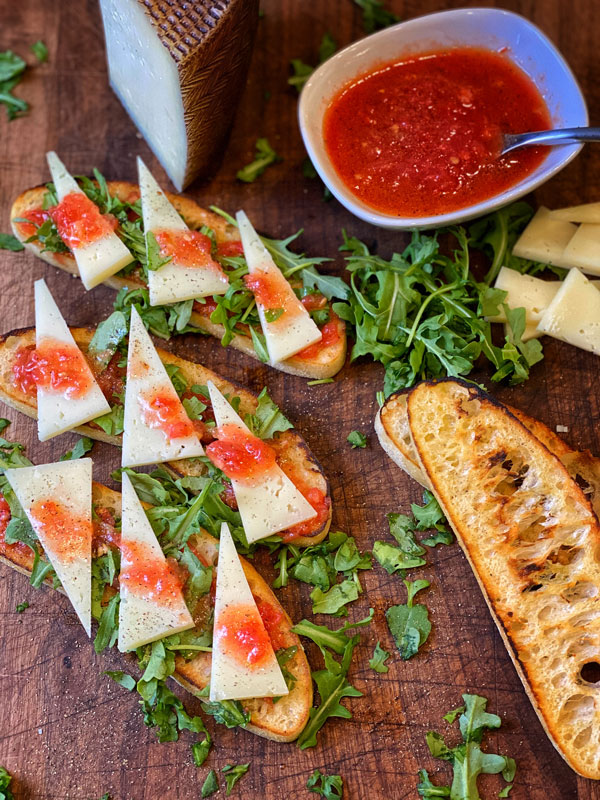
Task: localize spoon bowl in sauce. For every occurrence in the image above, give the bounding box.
[500,127,600,156]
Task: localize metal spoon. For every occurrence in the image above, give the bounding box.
[501,126,600,156]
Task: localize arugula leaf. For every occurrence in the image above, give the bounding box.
[369,641,390,673]
[288,33,337,92]
[417,769,450,797]
[498,785,513,798]
[373,541,426,574]
[302,266,350,301]
[347,430,367,449]
[30,552,56,588]
[146,230,173,271]
[0,766,14,800]
[0,52,26,82]
[310,579,359,616]
[0,51,28,120]
[0,234,24,251]
[92,404,124,436]
[104,670,136,691]
[201,769,219,798]
[352,0,400,33]
[244,388,293,439]
[307,769,344,798]
[222,763,250,795]
[443,705,466,725]
[276,646,298,693]
[30,40,48,62]
[87,310,128,372]
[249,325,270,362]
[236,138,281,183]
[94,593,120,653]
[202,699,250,728]
[386,579,431,659]
[60,437,93,461]
[15,601,29,613]
[191,739,212,768]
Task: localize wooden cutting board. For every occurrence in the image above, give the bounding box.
[0,1,599,798]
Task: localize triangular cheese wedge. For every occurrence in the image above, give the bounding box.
[34,279,111,441]
[512,207,577,268]
[537,267,600,354]
[236,210,322,363]
[122,306,204,466]
[206,381,316,543]
[117,472,194,652]
[137,157,229,306]
[46,152,134,289]
[209,522,288,701]
[550,202,600,224]
[4,459,93,635]
[560,223,600,276]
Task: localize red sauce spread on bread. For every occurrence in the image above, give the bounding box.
[217,240,244,258]
[13,340,93,398]
[29,499,90,562]
[154,229,224,274]
[282,487,330,541]
[215,603,273,667]
[0,494,31,558]
[256,599,287,651]
[92,507,120,553]
[295,312,342,360]
[206,424,276,484]
[138,388,196,440]
[50,192,117,249]
[16,208,50,238]
[120,539,184,605]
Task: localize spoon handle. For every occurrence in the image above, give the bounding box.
[502,126,600,155]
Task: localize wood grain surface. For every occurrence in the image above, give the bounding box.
[0,1,599,798]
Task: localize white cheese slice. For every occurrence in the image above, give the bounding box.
[550,202,600,224]
[207,381,316,543]
[236,210,322,364]
[487,268,561,324]
[122,306,204,467]
[137,158,229,306]
[34,279,111,442]
[537,267,600,355]
[4,459,93,635]
[560,224,600,277]
[512,207,577,268]
[46,151,134,290]
[117,472,194,652]
[209,522,288,702]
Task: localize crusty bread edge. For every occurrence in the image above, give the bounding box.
[374,405,431,489]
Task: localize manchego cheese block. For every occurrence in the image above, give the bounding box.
[137,157,229,306]
[237,210,322,364]
[209,522,288,701]
[512,207,577,268]
[117,472,194,652]
[46,152,134,289]
[537,267,600,355]
[35,279,111,442]
[122,306,204,467]
[550,202,600,224]
[5,459,93,635]
[207,380,316,543]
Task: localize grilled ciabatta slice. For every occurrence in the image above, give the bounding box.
[405,379,600,779]
[0,327,331,547]
[0,480,312,742]
[10,183,346,379]
[376,390,600,518]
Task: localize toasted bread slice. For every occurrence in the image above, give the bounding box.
[0,326,331,547]
[406,379,600,779]
[0,480,312,742]
[10,183,346,379]
[376,391,600,519]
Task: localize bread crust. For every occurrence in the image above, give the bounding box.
[0,326,331,547]
[0,481,312,742]
[10,183,347,379]
[406,378,600,780]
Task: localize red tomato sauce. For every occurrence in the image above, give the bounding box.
[323,47,551,217]
[138,388,195,441]
[256,599,287,651]
[16,207,50,238]
[301,292,327,312]
[215,603,273,667]
[0,494,31,559]
[193,297,218,318]
[206,423,276,484]
[13,340,94,399]
[282,487,330,541]
[92,506,120,554]
[243,270,300,319]
[94,352,126,403]
[29,499,90,562]
[154,228,224,274]
[217,240,245,258]
[50,192,117,249]
[120,540,184,605]
[295,312,342,360]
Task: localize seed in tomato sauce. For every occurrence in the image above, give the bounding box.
[323,47,551,217]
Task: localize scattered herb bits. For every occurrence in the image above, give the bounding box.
[307,768,344,798]
[386,579,431,660]
[236,138,281,183]
[347,430,367,448]
[368,641,390,673]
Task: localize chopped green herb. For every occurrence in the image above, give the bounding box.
[498,785,513,798]
[236,138,281,183]
[307,768,344,798]
[202,699,250,729]
[276,646,298,693]
[308,378,334,386]
[191,738,212,768]
[368,641,390,673]
[288,33,337,92]
[0,234,24,252]
[0,766,14,800]
[347,430,367,449]
[310,579,359,616]
[0,51,27,120]
[352,0,400,33]
[386,579,431,660]
[15,601,29,613]
[201,769,219,798]
[60,437,93,461]
[30,40,48,62]
[104,670,136,691]
[244,388,293,439]
[222,763,250,795]
[146,230,173,271]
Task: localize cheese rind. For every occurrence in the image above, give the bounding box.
[537,268,600,355]
[209,522,288,701]
[46,151,134,289]
[512,207,577,268]
[34,279,111,442]
[560,224,600,277]
[122,306,204,466]
[550,202,600,224]
[237,211,322,364]
[137,157,229,305]
[4,459,93,636]
[207,381,316,543]
[117,472,194,652]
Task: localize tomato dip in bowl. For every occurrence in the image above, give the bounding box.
[298,8,588,230]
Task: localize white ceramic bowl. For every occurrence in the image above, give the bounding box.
[298,8,588,230]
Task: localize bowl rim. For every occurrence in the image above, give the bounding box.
[298,7,589,230]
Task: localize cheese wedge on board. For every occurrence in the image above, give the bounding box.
[4,459,93,635]
[34,279,111,442]
[512,207,577,268]
[137,157,229,306]
[237,210,322,364]
[46,152,134,289]
[207,381,316,543]
[537,267,600,355]
[209,522,288,701]
[122,306,204,467]
[488,267,561,325]
[117,471,194,652]
[550,202,600,224]
[559,224,600,277]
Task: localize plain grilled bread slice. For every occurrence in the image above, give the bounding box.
[0,481,312,742]
[10,183,346,379]
[406,379,600,779]
[376,390,600,520]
